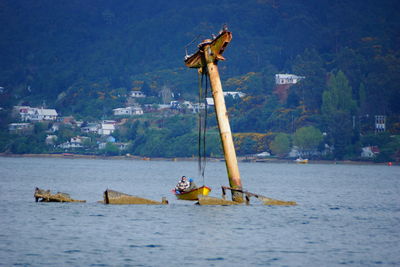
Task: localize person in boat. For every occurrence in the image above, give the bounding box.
[175,176,190,192]
[188,178,197,191]
[175,176,197,193]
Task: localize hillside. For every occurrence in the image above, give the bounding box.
[0,0,400,160]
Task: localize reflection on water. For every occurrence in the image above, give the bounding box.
[0,157,399,266]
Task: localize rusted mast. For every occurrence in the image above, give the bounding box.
[185,28,244,203]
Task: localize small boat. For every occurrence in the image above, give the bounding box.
[295,158,308,164]
[174,186,211,201]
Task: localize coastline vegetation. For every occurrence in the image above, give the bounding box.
[0,0,399,162]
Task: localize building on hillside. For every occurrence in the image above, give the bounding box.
[223,91,246,98]
[8,123,33,134]
[170,101,180,109]
[205,98,214,107]
[81,123,99,134]
[130,91,146,98]
[31,108,58,121]
[275,74,305,85]
[274,74,305,103]
[13,106,36,121]
[102,120,117,125]
[59,116,75,125]
[142,103,169,112]
[361,146,380,158]
[181,101,198,113]
[375,115,386,133]
[58,136,90,149]
[98,122,115,135]
[192,103,205,113]
[13,106,58,121]
[113,106,144,116]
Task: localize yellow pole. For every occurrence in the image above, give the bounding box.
[204,44,244,203]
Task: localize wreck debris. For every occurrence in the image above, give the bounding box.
[221,186,297,206]
[34,187,86,203]
[197,195,240,206]
[103,189,168,205]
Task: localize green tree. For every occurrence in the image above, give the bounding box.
[321,71,357,159]
[293,126,323,157]
[237,137,257,156]
[291,49,327,111]
[103,142,120,156]
[270,133,291,157]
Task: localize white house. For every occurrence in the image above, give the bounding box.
[58,136,89,149]
[205,98,214,106]
[81,123,99,134]
[113,106,143,116]
[98,123,115,135]
[113,107,131,116]
[275,74,305,85]
[33,108,58,121]
[192,103,205,113]
[223,91,246,98]
[59,141,83,149]
[13,106,58,121]
[130,91,146,98]
[13,106,36,121]
[361,146,380,158]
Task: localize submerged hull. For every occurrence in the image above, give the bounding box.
[175,186,211,201]
[104,189,168,205]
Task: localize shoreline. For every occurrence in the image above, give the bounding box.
[0,153,396,165]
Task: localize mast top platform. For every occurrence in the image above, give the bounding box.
[184,28,232,69]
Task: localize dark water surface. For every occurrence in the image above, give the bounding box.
[0,157,399,266]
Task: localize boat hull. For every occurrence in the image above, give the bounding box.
[295,159,308,164]
[175,186,211,201]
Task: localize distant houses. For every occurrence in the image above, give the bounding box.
[81,123,99,134]
[34,108,58,121]
[13,106,58,122]
[58,136,90,149]
[223,91,246,98]
[113,106,143,116]
[130,91,146,98]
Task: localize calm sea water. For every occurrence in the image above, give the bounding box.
[0,156,399,267]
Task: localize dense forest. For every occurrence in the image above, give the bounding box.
[0,0,399,161]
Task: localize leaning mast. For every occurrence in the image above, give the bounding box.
[184,27,244,203]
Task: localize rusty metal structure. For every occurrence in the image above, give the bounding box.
[185,27,243,203]
[34,187,86,203]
